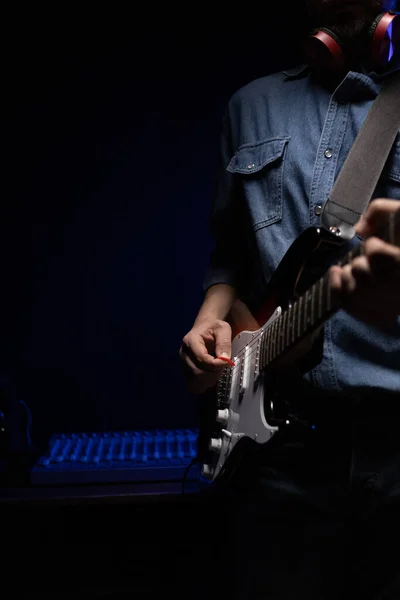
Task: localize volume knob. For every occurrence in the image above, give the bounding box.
[201,464,214,479]
[209,438,222,452]
[216,408,229,425]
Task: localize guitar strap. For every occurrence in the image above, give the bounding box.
[321,70,400,240]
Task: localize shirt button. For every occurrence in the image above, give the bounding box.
[247,163,255,169]
[324,149,333,158]
[315,204,323,216]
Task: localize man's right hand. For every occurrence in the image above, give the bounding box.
[179,318,232,394]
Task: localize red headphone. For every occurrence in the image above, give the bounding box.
[304,11,400,73]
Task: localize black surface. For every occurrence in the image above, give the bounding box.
[2,483,225,599]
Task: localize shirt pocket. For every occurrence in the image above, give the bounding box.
[227,136,290,231]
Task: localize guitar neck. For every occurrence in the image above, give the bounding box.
[259,209,400,371]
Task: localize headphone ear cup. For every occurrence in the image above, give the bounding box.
[367,13,385,39]
[318,27,343,49]
[368,11,400,70]
[304,27,345,72]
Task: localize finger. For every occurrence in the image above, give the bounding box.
[213,321,232,358]
[181,335,228,372]
[349,255,373,284]
[179,348,205,377]
[180,352,222,394]
[331,241,400,289]
[329,265,343,292]
[355,199,400,238]
[334,269,400,321]
[330,256,374,291]
[181,349,225,378]
[339,264,358,294]
[363,237,400,278]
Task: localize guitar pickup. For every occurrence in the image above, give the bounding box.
[229,357,239,402]
[239,345,251,394]
[254,332,263,378]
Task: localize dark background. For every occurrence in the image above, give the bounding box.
[2,5,309,451]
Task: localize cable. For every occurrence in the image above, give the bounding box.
[181,455,199,496]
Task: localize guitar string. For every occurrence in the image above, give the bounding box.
[227,298,311,375]
[227,310,312,376]
[225,239,364,375]
[222,210,397,376]
[226,271,333,375]
[227,302,312,376]
[217,216,398,393]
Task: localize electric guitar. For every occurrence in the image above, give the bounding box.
[200,208,400,483]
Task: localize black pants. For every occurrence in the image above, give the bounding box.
[203,393,400,599]
[225,491,400,599]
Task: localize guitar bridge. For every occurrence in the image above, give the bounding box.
[217,367,230,408]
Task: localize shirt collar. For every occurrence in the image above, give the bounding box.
[282,64,309,79]
[282,54,400,82]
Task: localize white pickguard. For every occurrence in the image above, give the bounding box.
[202,307,283,482]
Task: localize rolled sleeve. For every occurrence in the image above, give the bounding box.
[203,110,250,295]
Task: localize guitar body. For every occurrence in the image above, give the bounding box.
[199,226,346,483]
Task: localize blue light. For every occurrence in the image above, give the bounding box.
[387,23,395,62]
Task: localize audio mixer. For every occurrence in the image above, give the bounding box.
[31,428,199,485]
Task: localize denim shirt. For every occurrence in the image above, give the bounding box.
[203,64,400,393]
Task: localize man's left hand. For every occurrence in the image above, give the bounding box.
[329,198,400,328]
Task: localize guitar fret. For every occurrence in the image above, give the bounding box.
[284,311,289,353]
[267,323,273,364]
[253,209,399,382]
[261,326,267,369]
[311,285,316,326]
[276,317,281,356]
[291,305,295,346]
[267,326,271,365]
[304,289,310,333]
[291,301,297,343]
[266,325,272,365]
[286,305,292,348]
[260,332,265,371]
[277,319,282,355]
[269,321,274,362]
[272,320,277,361]
[261,330,266,370]
[263,328,268,368]
[318,278,323,320]
[280,312,287,355]
[297,295,303,339]
[325,274,331,313]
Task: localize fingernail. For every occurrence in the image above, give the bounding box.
[219,352,229,358]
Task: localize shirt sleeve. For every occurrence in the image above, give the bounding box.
[203,109,253,297]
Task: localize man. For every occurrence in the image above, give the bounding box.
[180,1,400,598]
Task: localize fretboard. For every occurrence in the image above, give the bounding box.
[259,208,399,371]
